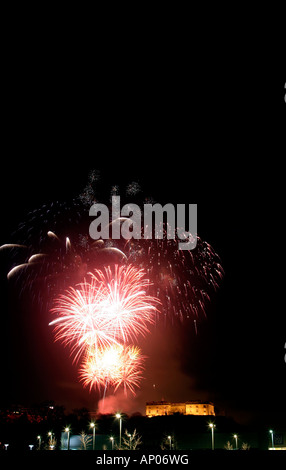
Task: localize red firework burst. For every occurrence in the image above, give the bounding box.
[49,264,160,394]
[80,344,145,395]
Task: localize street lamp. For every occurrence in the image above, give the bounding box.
[110,436,114,450]
[209,423,215,450]
[269,430,274,449]
[90,422,96,450]
[65,427,70,450]
[115,413,122,449]
[48,431,53,449]
[37,435,41,450]
[168,435,172,450]
[233,434,238,450]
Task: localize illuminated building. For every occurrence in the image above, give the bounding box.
[146,400,215,417]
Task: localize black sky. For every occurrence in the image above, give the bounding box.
[0,50,284,428]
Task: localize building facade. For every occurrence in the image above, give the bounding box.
[146,400,215,417]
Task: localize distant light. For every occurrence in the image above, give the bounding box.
[65,427,70,432]
[115,413,121,419]
[110,437,114,441]
[90,422,95,428]
[269,429,273,434]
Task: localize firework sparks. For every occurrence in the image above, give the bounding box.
[1,229,127,308]
[125,234,224,327]
[80,344,144,395]
[50,265,160,356]
[49,264,160,394]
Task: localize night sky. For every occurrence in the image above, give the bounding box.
[0,54,284,429]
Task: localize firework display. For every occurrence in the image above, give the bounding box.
[49,265,160,395]
[0,172,223,399]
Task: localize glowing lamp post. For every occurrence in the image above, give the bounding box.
[65,427,70,450]
[209,423,215,450]
[269,430,274,449]
[90,422,96,450]
[116,413,122,449]
[48,431,54,449]
[233,434,238,450]
[110,436,114,450]
[168,435,172,450]
[37,435,41,450]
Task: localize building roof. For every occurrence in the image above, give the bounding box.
[146,400,214,405]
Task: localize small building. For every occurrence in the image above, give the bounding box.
[146,400,215,417]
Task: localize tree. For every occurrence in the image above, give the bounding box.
[121,429,142,450]
[224,441,233,450]
[45,435,57,450]
[79,431,92,450]
[241,442,250,450]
